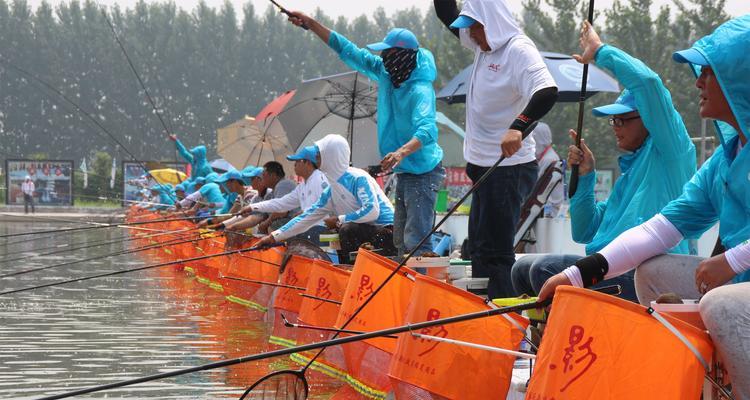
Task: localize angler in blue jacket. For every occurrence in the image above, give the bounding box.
[538,16,750,396]
[169,134,213,182]
[511,21,696,301]
[256,135,396,264]
[286,11,444,258]
[148,184,175,210]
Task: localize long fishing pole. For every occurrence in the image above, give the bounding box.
[567,0,595,198]
[0,212,113,228]
[0,229,206,279]
[0,224,200,265]
[0,214,224,239]
[295,123,540,376]
[33,294,576,400]
[0,242,283,296]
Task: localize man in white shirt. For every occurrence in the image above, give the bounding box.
[232,146,330,244]
[21,175,35,214]
[435,0,558,298]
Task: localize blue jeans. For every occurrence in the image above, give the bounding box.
[466,161,538,300]
[393,164,445,256]
[511,254,638,302]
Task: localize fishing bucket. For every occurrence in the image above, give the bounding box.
[526,286,713,400]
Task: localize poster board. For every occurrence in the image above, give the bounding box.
[5,159,74,206]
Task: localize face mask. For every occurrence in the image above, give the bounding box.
[382,48,418,88]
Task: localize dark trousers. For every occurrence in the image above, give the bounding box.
[23,194,35,214]
[338,222,397,264]
[466,161,538,299]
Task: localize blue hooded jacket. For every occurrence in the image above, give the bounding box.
[150,184,175,210]
[198,173,225,212]
[661,15,750,283]
[328,31,443,175]
[570,45,696,255]
[174,139,213,180]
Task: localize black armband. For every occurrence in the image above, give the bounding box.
[575,253,609,287]
[509,113,533,133]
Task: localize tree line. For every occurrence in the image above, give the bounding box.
[0,0,730,171]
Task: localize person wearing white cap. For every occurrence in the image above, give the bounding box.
[21,175,35,214]
[434,0,558,299]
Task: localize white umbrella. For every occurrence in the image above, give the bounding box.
[216,116,294,173]
[277,71,380,168]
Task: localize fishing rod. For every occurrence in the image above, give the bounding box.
[288,122,542,380]
[0,224,202,266]
[0,228,206,279]
[39,289,627,400]
[269,0,309,30]
[0,214,227,239]
[280,313,397,338]
[0,242,283,296]
[0,212,114,228]
[567,0,596,198]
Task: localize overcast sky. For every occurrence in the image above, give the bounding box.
[27,0,750,20]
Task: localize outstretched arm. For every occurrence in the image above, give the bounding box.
[434,0,460,38]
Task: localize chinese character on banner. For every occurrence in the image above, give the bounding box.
[416,308,449,356]
[551,325,598,392]
[355,274,374,302]
[313,277,333,311]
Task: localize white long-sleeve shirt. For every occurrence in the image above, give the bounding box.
[252,170,328,218]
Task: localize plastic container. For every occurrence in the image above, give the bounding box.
[650,300,705,330]
[407,256,450,280]
[434,189,448,212]
[493,297,545,322]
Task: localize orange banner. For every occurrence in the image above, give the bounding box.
[335,249,416,354]
[273,255,316,313]
[299,260,350,328]
[389,274,528,399]
[526,286,713,400]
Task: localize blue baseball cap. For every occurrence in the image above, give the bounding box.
[194,177,206,185]
[366,28,419,51]
[241,166,264,180]
[286,145,319,166]
[175,183,185,192]
[216,169,248,185]
[672,48,709,66]
[450,14,478,29]
[592,89,638,117]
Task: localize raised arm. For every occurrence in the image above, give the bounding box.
[434,0,460,38]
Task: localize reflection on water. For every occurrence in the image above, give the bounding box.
[0,222,341,399]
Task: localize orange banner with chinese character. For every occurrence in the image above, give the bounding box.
[273,255,315,313]
[299,260,350,328]
[526,286,713,400]
[335,249,415,354]
[388,274,528,399]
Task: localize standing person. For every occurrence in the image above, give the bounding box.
[434,0,558,298]
[256,135,396,264]
[21,175,35,214]
[286,11,445,258]
[511,21,696,301]
[538,16,750,397]
[531,122,564,218]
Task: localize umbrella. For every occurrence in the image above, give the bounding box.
[148,168,187,185]
[276,71,380,168]
[209,158,236,173]
[437,51,620,104]
[215,115,294,173]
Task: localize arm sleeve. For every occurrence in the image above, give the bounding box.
[342,176,380,224]
[569,171,608,243]
[725,242,750,274]
[174,139,194,164]
[564,214,684,285]
[594,45,692,159]
[272,188,333,241]
[179,191,202,208]
[328,31,384,82]
[410,85,439,147]
[253,188,301,214]
[433,0,460,38]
